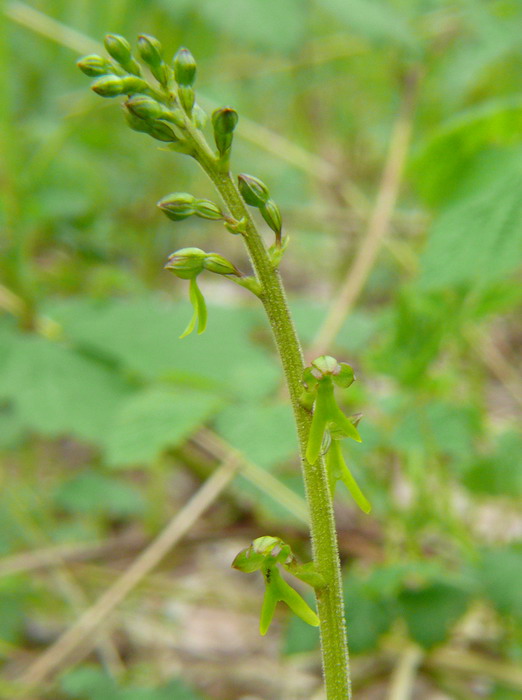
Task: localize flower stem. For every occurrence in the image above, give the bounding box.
[189,130,352,699]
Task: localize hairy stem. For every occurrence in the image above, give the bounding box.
[188,129,351,699]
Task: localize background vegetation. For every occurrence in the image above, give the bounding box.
[1,1,521,698]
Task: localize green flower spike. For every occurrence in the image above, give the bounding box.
[305,356,361,465]
[232,536,322,636]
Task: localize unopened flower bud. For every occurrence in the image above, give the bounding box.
[204,253,240,276]
[193,199,223,220]
[77,54,112,77]
[260,199,282,238]
[123,107,150,133]
[212,107,238,157]
[164,247,206,279]
[238,173,270,207]
[125,94,170,121]
[91,74,125,97]
[137,34,163,69]
[120,76,150,94]
[104,34,132,63]
[173,47,196,86]
[104,34,141,75]
[157,193,196,221]
[149,120,179,142]
[124,108,178,142]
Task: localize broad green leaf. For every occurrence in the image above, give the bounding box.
[283,612,320,655]
[0,407,27,449]
[0,588,27,645]
[413,101,522,205]
[477,547,522,621]
[343,577,395,654]
[60,667,117,700]
[47,298,279,400]
[398,581,471,649]
[417,156,522,291]
[389,400,479,460]
[60,667,205,700]
[104,387,222,467]
[54,472,146,517]
[463,432,522,497]
[0,335,131,444]
[215,402,296,470]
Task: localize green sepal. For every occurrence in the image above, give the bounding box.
[231,547,266,574]
[326,439,371,513]
[333,362,355,388]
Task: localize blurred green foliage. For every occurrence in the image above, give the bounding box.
[0,0,521,698]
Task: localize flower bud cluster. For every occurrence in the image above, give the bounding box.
[78,34,207,144]
[238,174,283,244]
